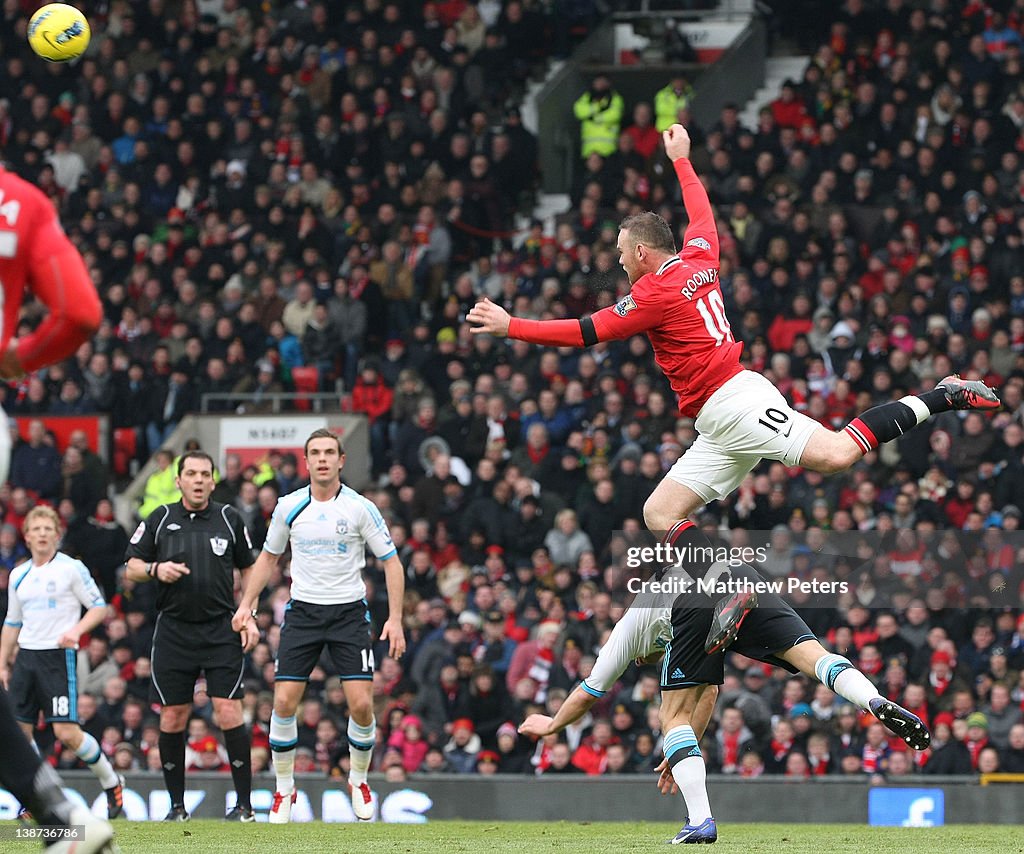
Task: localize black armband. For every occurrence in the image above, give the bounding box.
[580,316,598,346]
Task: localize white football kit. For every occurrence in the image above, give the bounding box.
[580,585,673,698]
[263,483,397,605]
[4,552,105,648]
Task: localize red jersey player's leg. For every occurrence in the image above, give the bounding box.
[800,376,1000,474]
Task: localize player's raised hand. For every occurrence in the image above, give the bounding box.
[662,124,691,162]
[655,758,679,795]
[381,616,406,660]
[519,714,555,738]
[467,297,511,337]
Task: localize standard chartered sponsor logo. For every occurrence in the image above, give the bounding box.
[295,537,345,556]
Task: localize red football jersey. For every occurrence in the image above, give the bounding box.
[507,159,743,417]
[0,166,101,371]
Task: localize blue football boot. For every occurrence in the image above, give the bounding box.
[669,817,718,844]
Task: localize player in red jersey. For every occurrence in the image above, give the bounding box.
[471,125,967,843]
[0,164,104,481]
[468,124,999,645]
[0,165,112,853]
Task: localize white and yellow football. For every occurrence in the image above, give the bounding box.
[28,3,90,62]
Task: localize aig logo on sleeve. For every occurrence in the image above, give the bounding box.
[868,788,944,827]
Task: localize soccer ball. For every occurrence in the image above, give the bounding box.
[28,3,90,62]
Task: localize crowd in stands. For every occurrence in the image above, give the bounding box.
[0,0,1023,781]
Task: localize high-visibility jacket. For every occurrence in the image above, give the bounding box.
[654,83,693,132]
[573,89,624,157]
[139,466,180,518]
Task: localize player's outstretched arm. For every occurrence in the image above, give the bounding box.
[3,224,102,378]
[469,297,660,347]
[468,297,586,346]
[520,605,659,738]
[520,684,598,738]
[663,124,719,258]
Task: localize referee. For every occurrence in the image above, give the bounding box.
[125,450,259,822]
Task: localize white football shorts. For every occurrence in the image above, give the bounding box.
[667,369,821,503]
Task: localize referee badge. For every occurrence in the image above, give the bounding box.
[210,536,229,556]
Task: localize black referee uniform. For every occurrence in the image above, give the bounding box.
[126,496,256,820]
[126,499,255,705]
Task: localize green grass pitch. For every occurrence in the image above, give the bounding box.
[29,820,1019,853]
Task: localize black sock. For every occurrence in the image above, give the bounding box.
[919,388,951,414]
[158,730,187,808]
[844,403,910,451]
[846,390,950,453]
[0,688,69,822]
[223,725,252,810]
[662,520,715,578]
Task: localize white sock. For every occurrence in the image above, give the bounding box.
[898,395,931,425]
[347,717,376,785]
[270,712,297,794]
[664,725,711,824]
[75,733,119,789]
[815,653,881,709]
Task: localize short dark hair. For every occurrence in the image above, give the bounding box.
[177,450,215,475]
[304,427,345,456]
[619,212,676,254]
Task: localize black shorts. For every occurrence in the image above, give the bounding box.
[150,613,244,706]
[275,599,373,682]
[10,648,79,723]
[661,565,816,690]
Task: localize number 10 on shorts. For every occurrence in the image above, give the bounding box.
[759,407,791,436]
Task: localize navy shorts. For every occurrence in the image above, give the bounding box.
[661,564,816,690]
[275,599,374,682]
[10,648,79,723]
